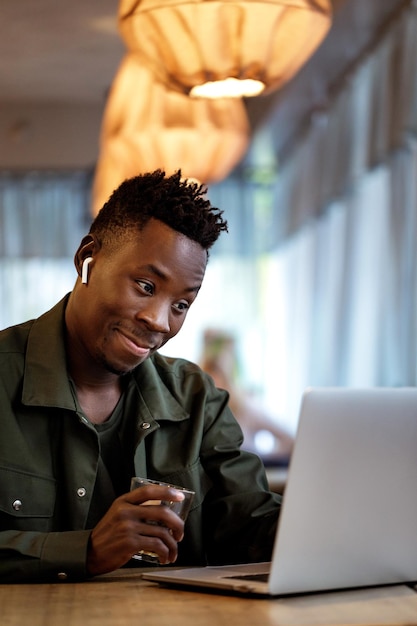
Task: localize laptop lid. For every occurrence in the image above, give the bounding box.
[143,387,417,596]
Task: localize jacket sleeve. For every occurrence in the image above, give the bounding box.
[0,529,91,583]
[193,374,282,565]
[142,359,282,567]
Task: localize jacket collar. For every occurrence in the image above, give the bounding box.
[22,296,75,410]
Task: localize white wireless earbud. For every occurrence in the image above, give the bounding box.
[81,257,93,284]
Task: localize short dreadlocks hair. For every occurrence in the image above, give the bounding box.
[90,170,228,253]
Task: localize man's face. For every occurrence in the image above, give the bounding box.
[70,219,207,376]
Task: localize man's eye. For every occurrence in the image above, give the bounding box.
[173,301,190,312]
[136,280,154,295]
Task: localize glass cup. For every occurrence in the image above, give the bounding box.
[130,476,195,564]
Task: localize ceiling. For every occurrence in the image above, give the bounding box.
[1,1,124,105]
[0,0,410,162]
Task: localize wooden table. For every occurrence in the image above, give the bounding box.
[2,568,417,626]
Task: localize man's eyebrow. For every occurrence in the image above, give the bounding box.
[144,263,166,280]
[188,285,202,295]
[143,264,202,294]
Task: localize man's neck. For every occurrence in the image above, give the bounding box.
[72,377,125,425]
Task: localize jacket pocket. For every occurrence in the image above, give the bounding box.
[0,465,56,518]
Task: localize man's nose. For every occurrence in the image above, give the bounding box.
[136,300,170,333]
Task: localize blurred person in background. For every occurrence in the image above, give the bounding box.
[199,329,293,465]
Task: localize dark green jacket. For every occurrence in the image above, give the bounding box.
[0,298,281,582]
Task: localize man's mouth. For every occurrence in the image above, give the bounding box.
[114,329,154,358]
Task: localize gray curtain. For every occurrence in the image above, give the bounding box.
[0,171,90,328]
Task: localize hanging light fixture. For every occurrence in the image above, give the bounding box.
[118,0,332,99]
[91,54,250,216]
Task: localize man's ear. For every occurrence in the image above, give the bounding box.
[74,235,98,282]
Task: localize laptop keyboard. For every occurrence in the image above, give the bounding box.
[224,573,269,583]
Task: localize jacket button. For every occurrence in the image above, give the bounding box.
[140,422,151,430]
[77,487,86,497]
[57,572,68,581]
[12,499,22,511]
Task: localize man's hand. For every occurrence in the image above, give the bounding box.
[86,484,185,576]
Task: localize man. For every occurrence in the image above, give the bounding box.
[0,170,281,582]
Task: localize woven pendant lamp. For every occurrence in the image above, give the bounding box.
[91,54,250,215]
[118,0,332,98]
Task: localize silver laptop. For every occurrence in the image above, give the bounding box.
[143,387,417,596]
